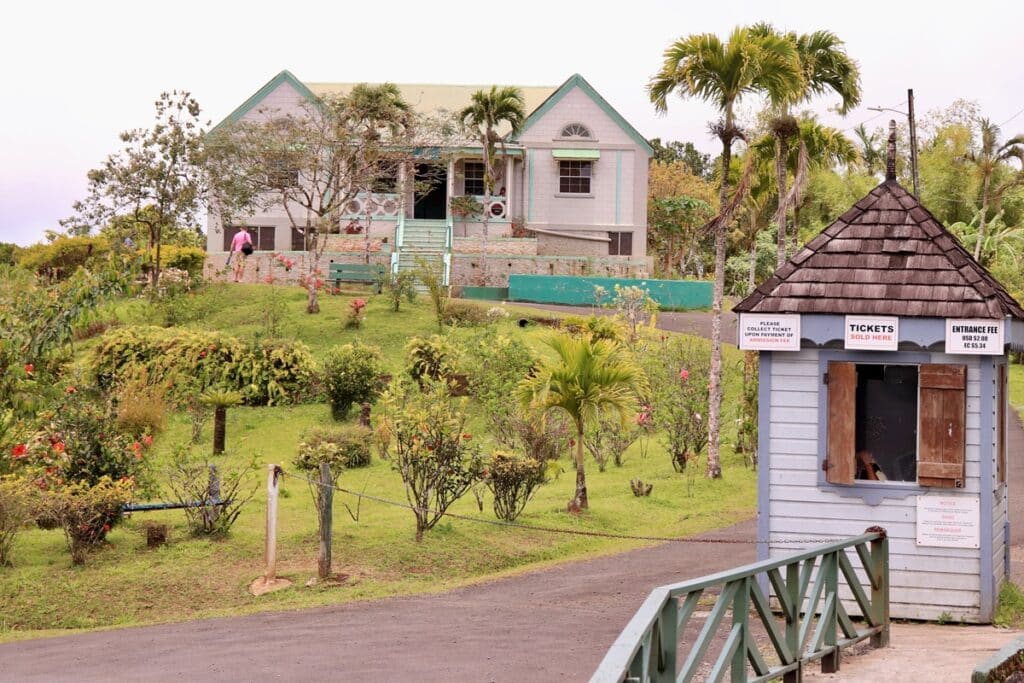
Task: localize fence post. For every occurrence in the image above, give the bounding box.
[657,597,677,683]
[821,552,840,673]
[868,528,890,648]
[265,464,281,582]
[318,462,333,580]
[207,464,221,527]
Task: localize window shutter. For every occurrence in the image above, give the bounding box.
[918,364,967,488]
[223,226,240,252]
[259,226,275,251]
[826,361,856,484]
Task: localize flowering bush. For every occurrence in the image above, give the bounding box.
[377,379,484,541]
[485,450,547,522]
[295,425,372,472]
[42,477,135,565]
[405,335,459,386]
[641,337,710,472]
[345,298,367,329]
[0,476,38,566]
[322,342,385,420]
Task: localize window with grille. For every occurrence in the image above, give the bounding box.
[560,123,592,138]
[464,162,485,196]
[559,160,592,194]
[607,231,633,256]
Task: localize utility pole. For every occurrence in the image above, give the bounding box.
[868,89,921,197]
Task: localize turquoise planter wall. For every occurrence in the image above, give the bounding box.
[461,286,509,301]
[508,275,712,311]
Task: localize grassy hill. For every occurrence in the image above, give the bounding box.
[0,283,756,640]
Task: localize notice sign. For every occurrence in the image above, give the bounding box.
[916,495,980,549]
[844,316,899,351]
[945,319,1004,355]
[738,314,801,351]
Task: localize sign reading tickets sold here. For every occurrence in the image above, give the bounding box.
[738,314,801,351]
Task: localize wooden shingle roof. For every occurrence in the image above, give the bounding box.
[734,178,1024,320]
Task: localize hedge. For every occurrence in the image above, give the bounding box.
[93,326,314,406]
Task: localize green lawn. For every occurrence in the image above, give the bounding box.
[0,283,756,640]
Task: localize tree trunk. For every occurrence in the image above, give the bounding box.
[480,144,492,286]
[748,237,757,295]
[569,425,588,511]
[317,462,333,580]
[775,136,789,268]
[306,278,320,314]
[975,174,992,262]
[707,136,732,481]
[213,406,226,455]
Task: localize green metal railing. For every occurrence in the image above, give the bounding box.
[591,528,889,683]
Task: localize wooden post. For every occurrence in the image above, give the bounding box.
[869,529,890,648]
[207,464,221,527]
[318,462,333,580]
[265,464,280,582]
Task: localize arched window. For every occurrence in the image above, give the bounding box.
[560,123,592,139]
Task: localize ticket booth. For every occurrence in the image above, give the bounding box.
[734,133,1024,623]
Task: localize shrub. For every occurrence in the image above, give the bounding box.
[43,477,134,565]
[92,325,314,406]
[345,298,367,329]
[0,242,19,267]
[165,450,259,536]
[382,270,418,312]
[405,335,458,385]
[378,379,484,541]
[641,337,710,472]
[442,300,489,326]
[17,235,111,277]
[584,412,641,471]
[561,315,623,343]
[413,256,449,332]
[322,342,385,420]
[295,425,372,471]
[462,328,538,448]
[486,451,547,522]
[0,476,37,566]
[154,245,205,280]
[115,377,168,436]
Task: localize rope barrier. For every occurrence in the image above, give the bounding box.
[281,470,847,546]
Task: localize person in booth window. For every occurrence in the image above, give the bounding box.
[855,449,888,481]
[228,227,254,282]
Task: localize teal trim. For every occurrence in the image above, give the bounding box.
[210,70,320,134]
[551,148,601,160]
[614,150,622,225]
[527,150,534,222]
[514,73,654,155]
[509,275,711,310]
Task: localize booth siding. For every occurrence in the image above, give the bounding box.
[734,129,1024,624]
[508,274,712,310]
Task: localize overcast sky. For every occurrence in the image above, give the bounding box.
[2,0,1022,246]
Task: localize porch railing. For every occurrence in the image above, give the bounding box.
[591,528,889,683]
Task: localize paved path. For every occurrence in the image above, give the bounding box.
[0,522,756,682]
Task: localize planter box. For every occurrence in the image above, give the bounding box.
[460,286,509,301]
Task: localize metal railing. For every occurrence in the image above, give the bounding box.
[592,528,889,683]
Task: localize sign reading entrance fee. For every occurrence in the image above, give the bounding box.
[738,314,801,351]
[945,319,1004,355]
[844,316,899,351]
[916,495,980,549]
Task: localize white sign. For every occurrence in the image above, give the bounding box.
[844,316,899,351]
[738,314,801,351]
[916,495,980,549]
[945,319,1004,355]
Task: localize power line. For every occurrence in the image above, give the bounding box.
[843,101,907,132]
[1000,105,1024,127]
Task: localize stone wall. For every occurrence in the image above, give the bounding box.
[204,251,390,285]
[450,254,650,287]
[452,237,537,255]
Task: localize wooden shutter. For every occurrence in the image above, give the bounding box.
[223,225,240,251]
[826,361,856,484]
[918,364,967,488]
[291,228,306,251]
[258,226,275,251]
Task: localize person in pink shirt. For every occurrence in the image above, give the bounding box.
[228,227,253,282]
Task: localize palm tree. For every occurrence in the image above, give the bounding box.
[459,87,526,284]
[752,25,861,267]
[649,26,802,479]
[733,154,776,295]
[951,209,1024,269]
[854,124,883,177]
[518,335,646,511]
[968,118,1024,261]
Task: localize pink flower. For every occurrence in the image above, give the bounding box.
[679,368,689,381]
[52,441,65,454]
[142,434,154,447]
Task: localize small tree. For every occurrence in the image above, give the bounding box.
[382,270,417,312]
[413,256,449,332]
[643,338,711,472]
[0,477,37,566]
[518,335,647,511]
[322,342,385,421]
[200,389,242,455]
[62,91,208,288]
[584,412,641,471]
[486,450,547,522]
[378,380,483,541]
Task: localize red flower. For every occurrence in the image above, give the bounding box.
[142,434,154,447]
[461,433,472,440]
[11,443,27,458]
[568,438,576,448]
[199,350,207,358]
[132,441,142,454]
[102,523,111,533]
[679,368,689,381]
[52,441,65,454]
[65,386,77,394]
[24,363,34,374]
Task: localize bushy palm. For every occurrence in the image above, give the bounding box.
[649,25,801,479]
[518,335,646,511]
[854,124,883,177]
[459,87,526,283]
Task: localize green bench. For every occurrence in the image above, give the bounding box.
[328,262,386,293]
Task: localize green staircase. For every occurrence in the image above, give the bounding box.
[393,217,451,286]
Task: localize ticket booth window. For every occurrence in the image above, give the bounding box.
[826,361,966,488]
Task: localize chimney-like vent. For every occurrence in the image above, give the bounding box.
[886,119,897,181]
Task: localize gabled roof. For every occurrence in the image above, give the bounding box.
[734,178,1024,320]
[514,73,654,155]
[210,70,319,134]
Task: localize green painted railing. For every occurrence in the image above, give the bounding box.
[591,529,889,683]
